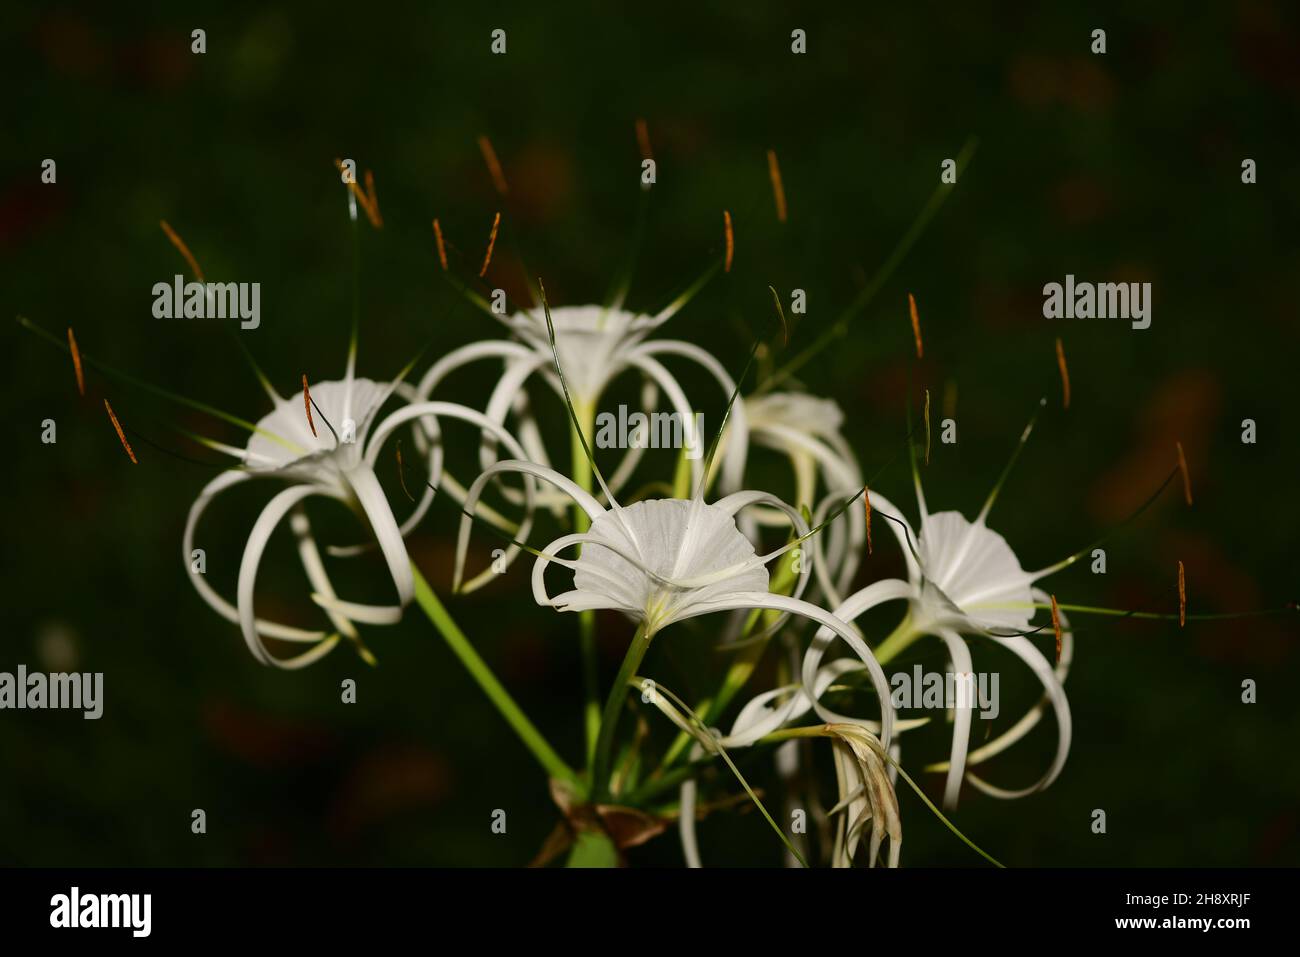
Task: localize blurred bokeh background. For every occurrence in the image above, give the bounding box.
[2,1,1298,866]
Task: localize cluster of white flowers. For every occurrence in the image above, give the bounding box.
[31,181,1079,869]
[172,255,1080,869]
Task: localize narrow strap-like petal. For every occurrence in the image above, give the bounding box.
[236,484,342,667]
[183,470,331,643]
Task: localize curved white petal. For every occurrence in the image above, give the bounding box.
[413,340,534,401]
[236,484,345,668]
[692,591,897,748]
[933,627,974,811]
[183,470,332,643]
[477,353,551,476]
[635,339,751,495]
[603,377,660,498]
[362,400,539,590]
[338,463,415,617]
[792,580,914,747]
[965,628,1072,799]
[622,352,705,493]
[680,775,702,868]
[456,460,605,592]
[290,507,358,641]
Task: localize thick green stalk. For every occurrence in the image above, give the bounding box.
[565,830,620,867]
[592,624,653,800]
[569,399,601,768]
[411,564,581,791]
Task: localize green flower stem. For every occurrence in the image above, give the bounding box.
[411,563,582,792]
[657,550,799,770]
[570,399,601,769]
[592,623,653,800]
[565,830,620,868]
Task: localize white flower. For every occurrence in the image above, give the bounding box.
[185,363,538,669]
[788,413,1073,811]
[452,459,897,747]
[407,299,751,519]
[735,390,866,605]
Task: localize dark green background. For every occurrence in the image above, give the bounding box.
[3,2,1297,866]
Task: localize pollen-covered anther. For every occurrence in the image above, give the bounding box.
[924,388,932,465]
[767,149,788,223]
[332,160,381,227]
[1056,337,1071,410]
[480,212,501,278]
[1050,593,1063,664]
[909,293,923,359]
[864,487,873,556]
[395,439,415,502]
[159,219,205,282]
[67,327,85,396]
[103,399,137,464]
[723,210,734,272]
[1176,441,1193,506]
[477,135,509,195]
[432,219,449,271]
[302,375,317,437]
[363,170,383,228]
[1178,561,1186,628]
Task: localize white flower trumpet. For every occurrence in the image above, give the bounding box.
[406,278,751,527]
[735,390,866,605]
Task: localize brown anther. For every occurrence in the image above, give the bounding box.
[477,135,509,195]
[103,399,137,464]
[723,210,734,273]
[159,220,205,282]
[1055,337,1071,410]
[395,439,415,502]
[908,293,923,359]
[363,169,383,228]
[332,159,381,228]
[1050,594,1062,664]
[479,212,501,278]
[1176,441,1193,506]
[635,118,653,160]
[864,488,873,556]
[923,388,932,465]
[302,375,317,437]
[432,218,449,271]
[767,149,788,223]
[1178,561,1186,628]
[67,327,85,396]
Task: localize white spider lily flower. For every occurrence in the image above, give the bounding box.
[792,408,1077,811]
[452,463,896,746]
[735,391,866,605]
[185,363,538,669]
[405,295,751,529]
